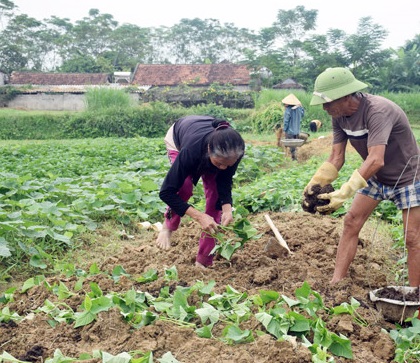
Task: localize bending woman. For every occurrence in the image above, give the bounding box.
[156,115,245,268]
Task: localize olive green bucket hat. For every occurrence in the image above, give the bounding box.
[310,67,368,106]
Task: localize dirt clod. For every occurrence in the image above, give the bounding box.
[264,237,288,259]
[302,183,335,214]
[376,286,420,302]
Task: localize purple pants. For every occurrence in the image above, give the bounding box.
[164,150,221,266]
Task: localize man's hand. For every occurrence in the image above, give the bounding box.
[303,162,338,196]
[317,169,367,214]
[303,161,339,210]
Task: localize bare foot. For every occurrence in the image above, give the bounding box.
[195,261,206,269]
[156,226,172,250]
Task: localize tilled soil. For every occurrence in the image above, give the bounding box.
[0,211,403,363]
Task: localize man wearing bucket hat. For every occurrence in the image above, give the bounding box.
[281,93,305,161]
[303,67,420,287]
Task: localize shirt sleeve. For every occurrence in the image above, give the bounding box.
[332,118,348,144]
[283,107,291,131]
[159,149,196,217]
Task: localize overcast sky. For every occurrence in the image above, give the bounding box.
[13,0,420,49]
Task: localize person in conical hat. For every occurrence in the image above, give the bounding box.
[303,67,420,287]
[281,93,305,160]
[281,93,301,106]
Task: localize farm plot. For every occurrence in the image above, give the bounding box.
[0,136,417,362]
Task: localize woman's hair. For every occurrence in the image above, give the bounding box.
[208,120,245,160]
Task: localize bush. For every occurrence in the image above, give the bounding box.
[0,86,19,107]
[142,83,255,109]
[249,102,284,134]
[64,103,171,138]
[0,112,71,139]
[85,88,135,111]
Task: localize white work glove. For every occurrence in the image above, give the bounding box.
[316,170,367,214]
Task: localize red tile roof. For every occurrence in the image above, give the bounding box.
[9,72,111,85]
[131,64,250,86]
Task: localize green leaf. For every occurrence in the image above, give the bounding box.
[164,266,178,281]
[74,310,96,328]
[90,296,113,314]
[82,295,93,312]
[56,282,74,300]
[195,303,220,325]
[222,324,254,344]
[89,282,103,298]
[258,290,280,305]
[29,254,47,269]
[89,263,100,275]
[328,333,353,359]
[44,348,75,363]
[0,237,11,257]
[101,351,132,363]
[157,352,181,363]
[136,268,158,283]
[313,319,332,347]
[21,275,45,293]
[130,351,153,363]
[287,311,310,333]
[195,324,213,338]
[282,295,300,307]
[111,265,130,282]
[0,351,31,362]
[295,281,311,299]
[74,277,85,292]
[198,280,216,295]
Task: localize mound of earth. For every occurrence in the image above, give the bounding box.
[0,212,401,362]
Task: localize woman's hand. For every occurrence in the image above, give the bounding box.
[197,212,218,234]
[186,206,218,233]
[221,204,233,226]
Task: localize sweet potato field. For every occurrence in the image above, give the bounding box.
[0,136,419,363]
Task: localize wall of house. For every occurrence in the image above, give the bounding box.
[6,93,140,111]
[7,93,86,111]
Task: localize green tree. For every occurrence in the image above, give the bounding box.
[108,23,152,71]
[59,54,113,73]
[258,6,318,83]
[67,9,118,59]
[271,5,318,65]
[162,18,258,64]
[0,14,53,72]
[0,0,15,25]
[343,17,390,80]
[375,36,420,92]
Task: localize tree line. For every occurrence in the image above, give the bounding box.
[0,0,419,92]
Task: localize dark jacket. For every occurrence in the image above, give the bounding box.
[159,115,241,216]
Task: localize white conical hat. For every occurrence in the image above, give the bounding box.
[281,93,301,106]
